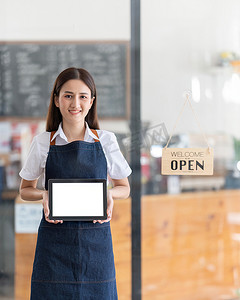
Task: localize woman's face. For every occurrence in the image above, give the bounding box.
[54,79,94,125]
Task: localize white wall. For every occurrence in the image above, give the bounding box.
[0,0,130,41]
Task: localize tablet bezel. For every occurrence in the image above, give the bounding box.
[48,178,107,221]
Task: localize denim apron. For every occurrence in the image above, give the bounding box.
[30,130,118,300]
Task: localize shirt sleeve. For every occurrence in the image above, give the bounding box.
[101,131,132,179]
[19,136,44,180]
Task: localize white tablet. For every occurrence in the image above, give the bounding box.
[48,179,107,221]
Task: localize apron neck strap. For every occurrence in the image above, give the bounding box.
[50,131,57,145]
[90,129,100,142]
[50,129,100,145]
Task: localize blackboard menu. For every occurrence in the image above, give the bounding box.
[0,42,129,118]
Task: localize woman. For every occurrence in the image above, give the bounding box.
[19,67,132,299]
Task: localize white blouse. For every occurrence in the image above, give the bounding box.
[19,122,132,188]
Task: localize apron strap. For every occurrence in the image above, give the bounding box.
[90,129,100,142]
[50,129,100,145]
[50,131,57,145]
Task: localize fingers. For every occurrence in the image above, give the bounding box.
[106,208,112,220]
[93,209,112,224]
[42,200,49,215]
[93,220,103,224]
[42,191,63,224]
[92,190,114,224]
[44,211,63,224]
[46,216,63,224]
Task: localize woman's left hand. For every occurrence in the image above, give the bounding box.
[93,189,113,224]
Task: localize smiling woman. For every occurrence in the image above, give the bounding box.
[46,68,99,132]
[18,67,132,300]
[54,79,95,141]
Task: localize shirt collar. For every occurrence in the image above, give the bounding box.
[50,121,99,142]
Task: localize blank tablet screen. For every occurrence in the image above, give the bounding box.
[48,179,107,221]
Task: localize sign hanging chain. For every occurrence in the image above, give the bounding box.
[164,91,211,150]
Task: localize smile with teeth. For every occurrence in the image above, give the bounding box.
[69,110,82,114]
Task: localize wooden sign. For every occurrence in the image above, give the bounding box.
[161,147,214,175]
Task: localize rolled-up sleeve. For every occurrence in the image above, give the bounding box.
[19,136,44,181]
[102,132,132,179]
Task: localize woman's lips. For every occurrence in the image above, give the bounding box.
[69,110,82,115]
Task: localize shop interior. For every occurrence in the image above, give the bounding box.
[1,0,240,299]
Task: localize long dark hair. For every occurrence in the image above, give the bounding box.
[46,67,99,131]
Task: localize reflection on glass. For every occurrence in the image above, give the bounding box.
[141,0,240,299]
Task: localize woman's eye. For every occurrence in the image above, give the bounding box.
[80,95,87,99]
[65,95,72,99]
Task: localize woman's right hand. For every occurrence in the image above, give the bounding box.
[42,190,63,224]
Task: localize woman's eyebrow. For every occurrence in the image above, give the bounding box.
[64,91,89,95]
[64,91,74,94]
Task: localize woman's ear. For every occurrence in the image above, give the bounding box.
[54,95,59,107]
[90,96,95,107]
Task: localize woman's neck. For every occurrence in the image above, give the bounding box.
[62,120,86,142]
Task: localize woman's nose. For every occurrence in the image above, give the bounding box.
[71,96,81,108]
